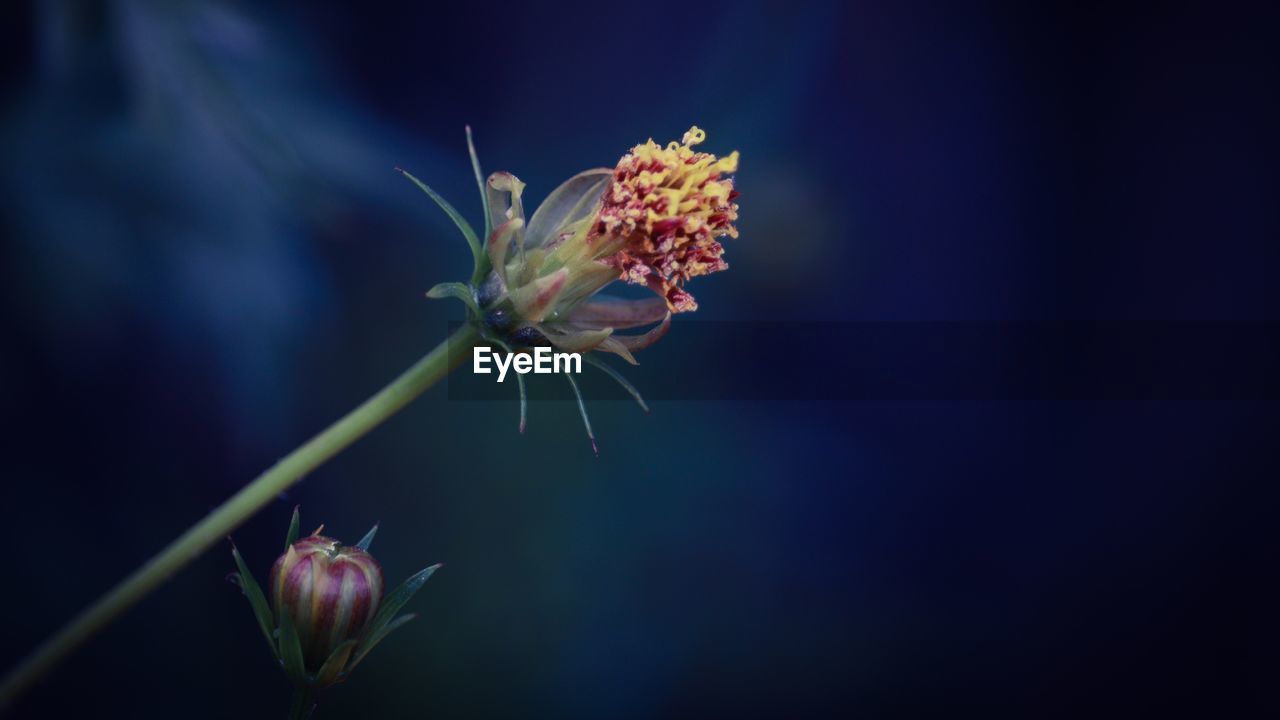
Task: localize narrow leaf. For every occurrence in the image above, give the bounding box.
[285,506,300,549]
[278,610,308,685]
[355,524,379,552]
[347,614,417,673]
[565,374,598,456]
[466,125,491,242]
[397,167,482,268]
[367,564,442,639]
[584,355,650,414]
[231,545,278,659]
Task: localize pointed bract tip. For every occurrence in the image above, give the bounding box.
[355,523,379,552]
[590,438,600,456]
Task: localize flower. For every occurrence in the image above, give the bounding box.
[269,534,384,669]
[229,508,441,694]
[597,126,740,313]
[475,125,741,362]
[403,125,741,448]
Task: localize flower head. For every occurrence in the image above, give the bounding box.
[407,125,741,448]
[597,127,740,313]
[473,126,741,361]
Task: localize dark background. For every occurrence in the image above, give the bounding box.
[2,1,1277,717]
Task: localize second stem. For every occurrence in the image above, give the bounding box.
[0,323,480,710]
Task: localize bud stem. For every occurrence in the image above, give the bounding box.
[289,687,316,720]
[0,324,480,711]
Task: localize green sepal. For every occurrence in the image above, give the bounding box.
[346,614,417,673]
[542,326,612,353]
[314,638,359,687]
[230,545,278,660]
[506,267,569,323]
[285,506,301,549]
[354,524,379,552]
[397,167,483,273]
[278,610,308,686]
[426,282,481,319]
[344,564,440,673]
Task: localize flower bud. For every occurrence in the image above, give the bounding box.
[269,535,384,670]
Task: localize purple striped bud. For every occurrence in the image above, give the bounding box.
[269,535,384,670]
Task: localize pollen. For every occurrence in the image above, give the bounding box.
[596,126,740,312]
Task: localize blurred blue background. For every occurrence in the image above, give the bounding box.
[1,1,1276,717]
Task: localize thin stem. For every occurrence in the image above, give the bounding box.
[289,686,315,720]
[0,324,480,711]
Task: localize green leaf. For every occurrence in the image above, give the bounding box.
[314,638,359,687]
[397,167,482,270]
[426,282,481,318]
[347,614,417,673]
[278,610,308,685]
[584,355,649,413]
[285,506,300,549]
[565,374,598,455]
[231,545,278,659]
[354,523,379,552]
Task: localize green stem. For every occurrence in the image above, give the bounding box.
[0,324,480,711]
[289,686,315,720]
